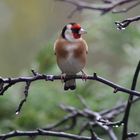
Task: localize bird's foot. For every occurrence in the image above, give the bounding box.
[60,73,66,83]
[81,70,88,81]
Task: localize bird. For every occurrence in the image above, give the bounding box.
[54,22,88,90]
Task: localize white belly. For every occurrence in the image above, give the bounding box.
[58,53,84,74]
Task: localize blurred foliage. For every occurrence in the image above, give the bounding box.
[37,42,55,73]
[0,1,140,140]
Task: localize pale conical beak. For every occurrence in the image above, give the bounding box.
[79,28,87,34]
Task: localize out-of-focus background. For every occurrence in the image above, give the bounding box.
[0,0,140,140]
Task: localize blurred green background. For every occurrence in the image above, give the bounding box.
[0,0,140,140]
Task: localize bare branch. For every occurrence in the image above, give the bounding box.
[59,104,117,140]
[15,81,31,115]
[57,0,139,16]
[0,60,140,139]
[43,112,78,131]
[0,129,94,140]
[115,15,140,30]
[96,61,140,139]
[44,96,140,139]
[112,1,140,13]
[1,72,140,97]
[57,0,140,29]
[0,70,140,114]
[1,90,140,139]
[121,60,140,139]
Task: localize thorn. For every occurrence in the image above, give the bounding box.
[31,69,37,76]
[37,128,43,133]
[93,73,97,78]
[0,78,4,91]
[14,130,18,134]
[8,78,12,82]
[113,88,118,93]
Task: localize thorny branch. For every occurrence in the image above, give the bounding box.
[121,60,140,139]
[0,60,140,139]
[57,0,140,28]
[0,129,95,140]
[0,70,140,114]
[115,15,140,30]
[97,61,140,140]
[42,92,140,139]
[0,95,127,139]
[15,81,30,115]
[0,1,139,140]
[0,61,140,139]
[57,0,139,15]
[0,94,140,139]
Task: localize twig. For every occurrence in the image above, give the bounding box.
[0,129,93,140]
[43,113,77,131]
[76,95,90,108]
[89,125,103,140]
[96,61,140,139]
[15,81,31,115]
[0,70,140,113]
[0,72,140,96]
[57,0,140,29]
[57,0,139,16]
[112,1,140,13]
[115,15,140,30]
[1,94,140,139]
[42,96,140,139]
[60,104,117,140]
[0,61,140,139]
[121,60,140,139]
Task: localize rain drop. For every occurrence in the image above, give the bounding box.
[113,125,119,128]
[16,111,19,115]
[117,27,126,31]
[121,123,124,126]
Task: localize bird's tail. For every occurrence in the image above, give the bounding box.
[64,79,76,90]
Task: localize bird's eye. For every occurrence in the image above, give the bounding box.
[71,28,81,34]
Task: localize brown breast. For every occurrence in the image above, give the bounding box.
[54,37,69,59]
[74,39,88,64]
[54,37,88,63]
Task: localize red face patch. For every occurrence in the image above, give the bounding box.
[71,24,81,30]
[73,33,81,39]
[71,24,81,39]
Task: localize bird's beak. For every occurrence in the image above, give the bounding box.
[79,28,87,34]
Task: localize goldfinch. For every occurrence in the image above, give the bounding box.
[54,23,88,90]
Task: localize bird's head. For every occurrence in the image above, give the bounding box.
[61,23,87,42]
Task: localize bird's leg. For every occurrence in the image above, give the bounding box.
[60,73,66,83]
[81,70,88,81]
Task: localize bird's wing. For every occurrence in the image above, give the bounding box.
[53,37,68,58]
[82,39,88,54]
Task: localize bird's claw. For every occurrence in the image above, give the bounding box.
[60,73,66,83]
[81,70,87,81]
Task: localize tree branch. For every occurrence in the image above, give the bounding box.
[112,1,140,13]
[121,60,140,140]
[1,87,140,139]
[0,129,96,140]
[1,72,140,97]
[115,15,140,30]
[95,61,140,139]
[0,61,140,139]
[57,0,139,15]
[0,70,140,114]
[57,0,140,29]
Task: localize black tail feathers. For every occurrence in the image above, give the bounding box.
[64,79,76,90]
